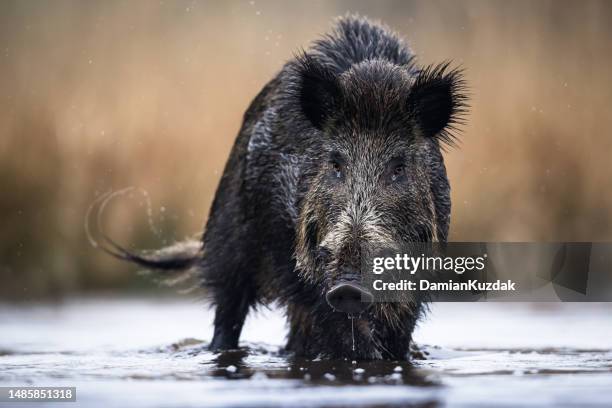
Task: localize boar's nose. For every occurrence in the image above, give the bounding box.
[326,282,373,314]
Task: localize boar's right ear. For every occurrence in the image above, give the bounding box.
[406,62,467,147]
[294,53,342,130]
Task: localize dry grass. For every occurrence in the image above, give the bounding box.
[1,0,611,298]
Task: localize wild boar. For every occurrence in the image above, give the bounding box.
[96,15,467,360]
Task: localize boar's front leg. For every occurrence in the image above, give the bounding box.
[203,186,259,350]
[208,267,257,351]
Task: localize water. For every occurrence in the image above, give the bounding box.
[1,298,612,407]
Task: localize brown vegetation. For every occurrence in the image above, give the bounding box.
[1,0,611,299]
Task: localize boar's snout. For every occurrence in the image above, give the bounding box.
[326,282,373,314]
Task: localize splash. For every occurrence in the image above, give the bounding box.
[85,187,162,251]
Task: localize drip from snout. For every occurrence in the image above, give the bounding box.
[350,315,355,351]
[326,282,373,314]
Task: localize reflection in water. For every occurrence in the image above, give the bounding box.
[204,343,437,387]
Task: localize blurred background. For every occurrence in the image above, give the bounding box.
[1,0,611,300]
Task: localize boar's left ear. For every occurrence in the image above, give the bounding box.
[406,63,468,146]
[294,52,342,130]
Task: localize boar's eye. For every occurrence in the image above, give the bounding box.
[386,158,407,183]
[391,164,406,182]
[328,152,344,181]
[330,160,343,180]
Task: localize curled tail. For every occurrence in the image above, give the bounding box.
[86,188,203,274]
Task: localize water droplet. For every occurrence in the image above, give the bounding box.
[250,371,267,381]
[323,373,336,381]
[350,316,355,351]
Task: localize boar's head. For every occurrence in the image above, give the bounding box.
[291,54,467,359]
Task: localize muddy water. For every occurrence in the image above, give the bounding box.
[1,299,611,407]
